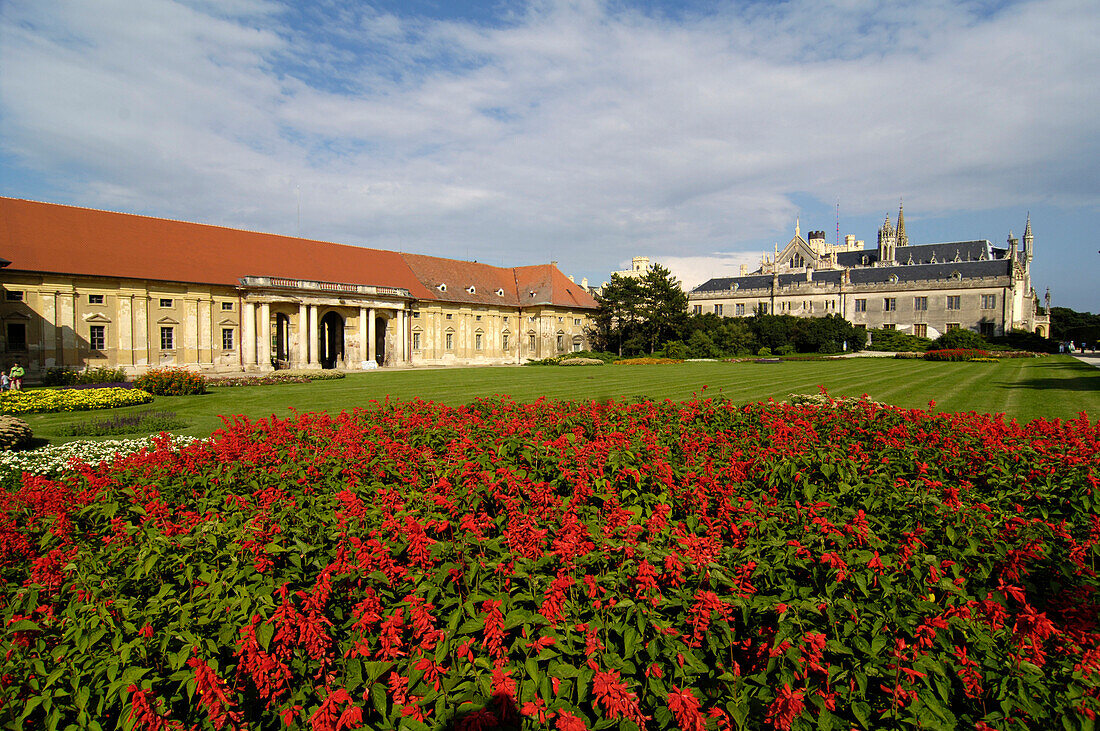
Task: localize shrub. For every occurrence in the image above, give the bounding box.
[969,357,1001,363]
[133,368,206,395]
[208,374,311,388]
[932,328,988,351]
[757,346,772,356]
[41,366,128,387]
[867,328,933,352]
[0,415,33,450]
[894,351,923,359]
[278,370,346,381]
[0,387,153,414]
[557,357,604,366]
[56,410,187,437]
[775,344,795,356]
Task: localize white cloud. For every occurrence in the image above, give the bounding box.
[0,0,1097,291]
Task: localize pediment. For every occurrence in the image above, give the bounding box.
[2,311,30,320]
[83,313,112,323]
[156,316,179,325]
[777,237,817,268]
[218,318,238,326]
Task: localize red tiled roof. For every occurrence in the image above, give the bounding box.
[0,197,598,310]
[0,197,434,298]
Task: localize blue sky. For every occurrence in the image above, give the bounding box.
[1,0,1097,310]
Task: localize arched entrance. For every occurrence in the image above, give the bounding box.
[375,317,387,366]
[320,311,344,369]
[274,313,291,366]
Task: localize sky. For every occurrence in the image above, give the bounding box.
[1,0,1097,310]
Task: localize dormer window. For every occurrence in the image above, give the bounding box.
[466,286,476,294]
[888,274,899,284]
[496,288,505,296]
[437,283,447,292]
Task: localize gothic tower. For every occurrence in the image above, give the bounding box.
[1023,213,1034,272]
[878,212,896,264]
[896,201,909,247]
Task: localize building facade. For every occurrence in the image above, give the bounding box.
[688,206,1049,340]
[0,198,597,378]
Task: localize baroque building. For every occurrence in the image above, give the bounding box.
[688,205,1049,340]
[0,198,597,377]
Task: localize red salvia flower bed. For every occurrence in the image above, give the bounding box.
[2,395,1100,729]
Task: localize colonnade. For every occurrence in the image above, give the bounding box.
[240,300,407,370]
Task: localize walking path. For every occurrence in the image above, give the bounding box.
[1074,354,1100,368]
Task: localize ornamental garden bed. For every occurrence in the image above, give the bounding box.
[0,387,153,415]
[2,396,1099,729]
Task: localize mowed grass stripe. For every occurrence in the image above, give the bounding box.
[23,356,1099,444]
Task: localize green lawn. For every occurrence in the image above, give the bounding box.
[23,355,1100,444]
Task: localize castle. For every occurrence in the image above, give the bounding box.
[688,204,1049,340]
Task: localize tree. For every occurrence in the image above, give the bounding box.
[591,266,687,356]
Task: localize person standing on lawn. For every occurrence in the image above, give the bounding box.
[9,363,23,391]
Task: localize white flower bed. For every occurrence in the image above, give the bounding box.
[0,435,200,480]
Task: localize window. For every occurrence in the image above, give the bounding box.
[88,294,105,305]
[528,334,536,351]
[758,303,768,315]
[159,298,173,308]
[855,324,866,331]
[438,283,447,292]
[914,297,927,311]
[445,333,453,350]
[573,342,582,352]
[884,298,896,312]
[222,301,234,311]
[947,295,961,310]
[855,299,866,313]
[160,326,174,350]
[89,325,105,350]
[693,305,702,315]
[502,334,509,350]
[946,323,960,332]
[413,332,421,350]
[5,290,23,302]
[6,323,26,349]
[475,333,483,350]
[446,313,453,320]
[557,317,563,323]
[412,310,420,318]
[981,294,996,309]
[557,334,564,350]
[503,317,509,324]
[713,304,723,315]
[222,328,234,350]
[735,304,746,316]
[979,322,995,337]
[882,324,896,331]
[529,316,536,323]
[574,318,581,326]
[476,315,482,321]
[913,323,927,338]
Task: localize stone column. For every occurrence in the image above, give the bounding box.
[198,298,212,365]
[258,302,271,370]
[118,294,133,368]
[243,301,256,368]
[298,303,308,366]
[359,307,368,368]
[134,296,149,366]
[40,292,58,369]
[308,304,319,369]
[58,291,76,368]
[396,308,406,364]
[184,299,199,366]
[368,307,376,365]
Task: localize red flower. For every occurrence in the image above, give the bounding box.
[667,685,706,731]
[591,669,647,727]
[765,684,804,731]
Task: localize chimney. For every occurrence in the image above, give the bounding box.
[740,264,748,276]
[581,277,588,289]
[568,275,575,283]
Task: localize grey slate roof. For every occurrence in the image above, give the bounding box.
[691,239,1014,295]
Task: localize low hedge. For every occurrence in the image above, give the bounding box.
[0,388,153,414]
[612,357,684,365]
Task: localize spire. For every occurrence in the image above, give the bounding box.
[896,200,908,247]
[1024,212,1033,242]
[795,216,800,239]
